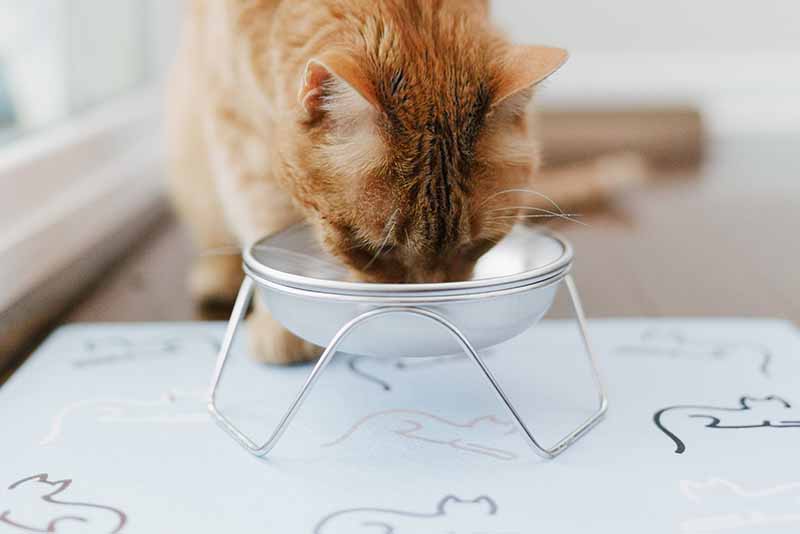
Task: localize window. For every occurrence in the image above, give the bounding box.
[0,1,181,359]
[0,0,158,145]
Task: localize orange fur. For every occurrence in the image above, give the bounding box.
[168,0,571,363]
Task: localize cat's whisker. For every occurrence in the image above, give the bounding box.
[404,227,424,256]
[339,238,374,254]
[485,204,586,226]
[485,205,578,215]
[487,212,589,226]
[480,218,516,229]
[486,207,584,220]
[480,188,566,214]
[488,213,584,220]
[363,209,400,271]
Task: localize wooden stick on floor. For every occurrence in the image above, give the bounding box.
[528,151,651,213]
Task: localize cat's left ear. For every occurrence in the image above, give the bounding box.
[492,45,568,109]
[298,51,379,121]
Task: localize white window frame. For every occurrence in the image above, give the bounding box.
[0,1,182,361]
[0,86,166,368]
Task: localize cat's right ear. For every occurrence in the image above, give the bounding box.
[491,45,569,114]
[298,52,379,122]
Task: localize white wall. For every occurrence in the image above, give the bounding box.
[144,0,184,79]
[67,0,147,111]
[492,0,800,54]
[3,1,796,136]
[491,0,800,133]
[0,2,70,128]
[0,0,147,132]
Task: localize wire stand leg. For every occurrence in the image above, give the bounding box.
[209,276,607,459]
[466,274,608,459]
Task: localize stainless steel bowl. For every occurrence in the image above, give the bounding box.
[213,224,607,459]
[244,223,573,358]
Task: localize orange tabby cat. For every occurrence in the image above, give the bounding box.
[167,0,632,364]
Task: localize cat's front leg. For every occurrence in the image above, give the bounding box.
[190,253,244,309]
[249,299,322,364]
[207,104,316,364]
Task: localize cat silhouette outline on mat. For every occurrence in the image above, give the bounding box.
[616,329,773,376]
[314,495,499,534]
[680,478,800,533]
[323,409,519,460]
[346,353,493,391]
[654,395,800,454]
[40,389,207,446]
[1,473,126,533]
[73,334,219,369]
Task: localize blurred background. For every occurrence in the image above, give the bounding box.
[1,1,799,369]
[0,1,178,142]
[3,1,798,141]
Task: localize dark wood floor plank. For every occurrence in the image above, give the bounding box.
[65,218,195,323]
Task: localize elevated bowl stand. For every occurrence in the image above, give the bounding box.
[207,272,607,460]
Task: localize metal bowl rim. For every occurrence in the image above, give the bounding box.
[245,263,569,304]
[244,226,574,296]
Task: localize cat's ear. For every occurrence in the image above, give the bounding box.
[492,45,568,110]
[298,51,379,121]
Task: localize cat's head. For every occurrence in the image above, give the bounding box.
[290,4,566,282]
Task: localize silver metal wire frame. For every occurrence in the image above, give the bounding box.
[208,274,607,459]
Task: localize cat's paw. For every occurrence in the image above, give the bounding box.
[248,311,322,365]
[189,253,243,308]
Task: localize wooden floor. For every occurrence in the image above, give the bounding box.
[62,132,800,327]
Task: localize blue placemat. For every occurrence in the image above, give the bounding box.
[1,319,799,533]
